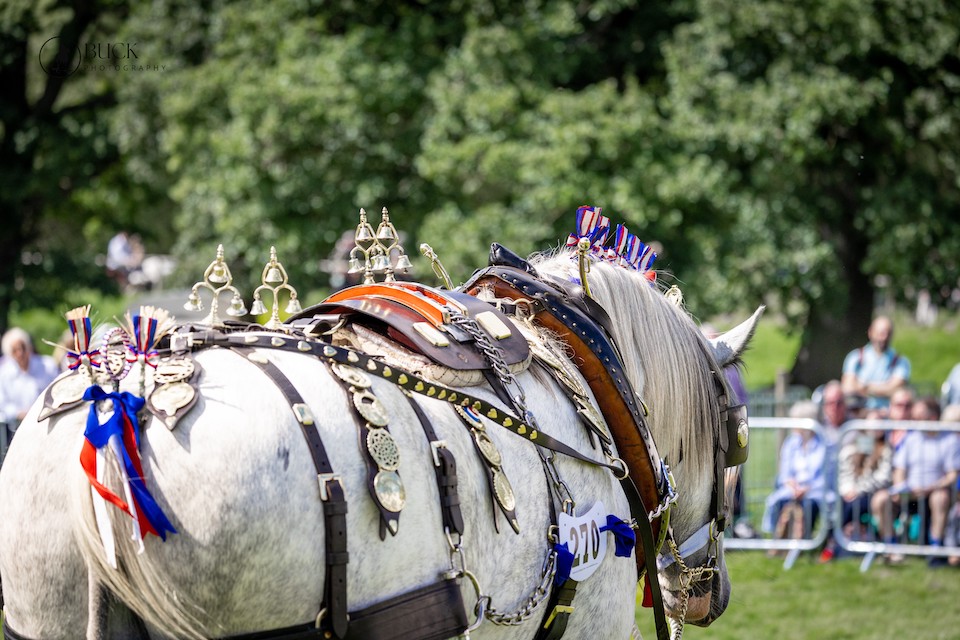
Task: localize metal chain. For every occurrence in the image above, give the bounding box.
[446,311,571,627]
[485,550,558,625]
[447,311,576,509]
[445,527,558,629]
[662,536,717,640]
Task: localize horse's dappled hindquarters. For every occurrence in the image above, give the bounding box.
[0,242,761,640]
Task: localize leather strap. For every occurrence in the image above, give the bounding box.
[231,348,349,639]
[344,576,468,640]
[403,392,464,536]
[535,579,579,640]
[461,266,667,566]
[210,334,623,476]
[2,617,32,640]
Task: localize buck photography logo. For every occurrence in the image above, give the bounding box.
[39,36,166,77]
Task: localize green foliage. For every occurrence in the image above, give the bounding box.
[1,0,958,390]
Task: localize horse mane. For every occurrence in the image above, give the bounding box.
[532,251,722,493]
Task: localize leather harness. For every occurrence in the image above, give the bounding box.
[3,247,748,640]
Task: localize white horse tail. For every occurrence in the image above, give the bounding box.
[72,451,209,640]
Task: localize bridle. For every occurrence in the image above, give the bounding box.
[654,368,749,637]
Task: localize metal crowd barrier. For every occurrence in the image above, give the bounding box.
[725,416,960,572]
[724,417,831,569]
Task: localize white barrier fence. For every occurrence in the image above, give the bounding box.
[726,417,960,572]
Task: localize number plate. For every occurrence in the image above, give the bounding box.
[558,501,608,581]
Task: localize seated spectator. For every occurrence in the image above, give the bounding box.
[941,404,960,566]
[870,397,959,566]
[762,401,828,540]
[841,316,911,411]
[837,414,893,538]
[819,380,849,448]
[0,328,60,428]
[886,387,915,450]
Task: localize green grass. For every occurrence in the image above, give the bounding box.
[636,550,960,640]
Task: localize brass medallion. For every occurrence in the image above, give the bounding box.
[49,372,89,408]
[454,404,482,427]
[150,382,196,417]
[152,358,196,385]
[373,470,406,513]
[366,429,401,471]
[331,363,371,389]
[353,389,388,427]
[474,431,502,467]
[492,469,516,512]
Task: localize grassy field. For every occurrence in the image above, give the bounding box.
[636,550,960,640]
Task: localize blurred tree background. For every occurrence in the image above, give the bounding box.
[1,0,958,389]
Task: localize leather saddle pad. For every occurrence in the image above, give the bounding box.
[291,284,530,372]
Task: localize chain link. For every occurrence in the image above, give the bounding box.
[662,536,717,640]
[485,550,558,626]
[448,311,575,509]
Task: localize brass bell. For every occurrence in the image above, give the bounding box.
[377,225,397,241]
[250,297,268,316]
[184,291,203,312]
[208,263,228,284]
[371,253,390,272]
[347,255,363,274]
[394,253,413,271]
[226,293,248,317]
[356,225,374,242]
[264,266,283,285]
[285,297,303,314]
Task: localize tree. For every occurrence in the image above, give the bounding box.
[660,0,960,386]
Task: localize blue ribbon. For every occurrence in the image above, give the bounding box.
[600,515,636,558]
[83,385,177,540]
[553,542,575,585]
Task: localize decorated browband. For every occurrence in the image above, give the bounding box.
[564,205,659,300]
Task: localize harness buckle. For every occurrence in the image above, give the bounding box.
[431,439,448,467]
[543,604,575,629]
[317,474,343,502]
[170,332,195,352]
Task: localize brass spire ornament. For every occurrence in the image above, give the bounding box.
[250,246,302,329]
[419,243,454,290]
[346,207,413,284]
[184,244,248,326]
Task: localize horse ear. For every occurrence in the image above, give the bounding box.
[708,306,765,368]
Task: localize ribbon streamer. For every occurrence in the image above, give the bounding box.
[600,515,636,558]
[553,541,575,586]
[65,306,102,370]
[126,313,161,368]
[80,385,177,549]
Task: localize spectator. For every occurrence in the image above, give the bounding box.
[886,387,915,450]
[830,411,892,557]
[816,380,853,561]
[0,328,60,428]
[940,404,960,567]
[943,362,960,409]
[841,316,911,411]
[819,380,849,448]
[870,397,958,566]
[762,401,828,540]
